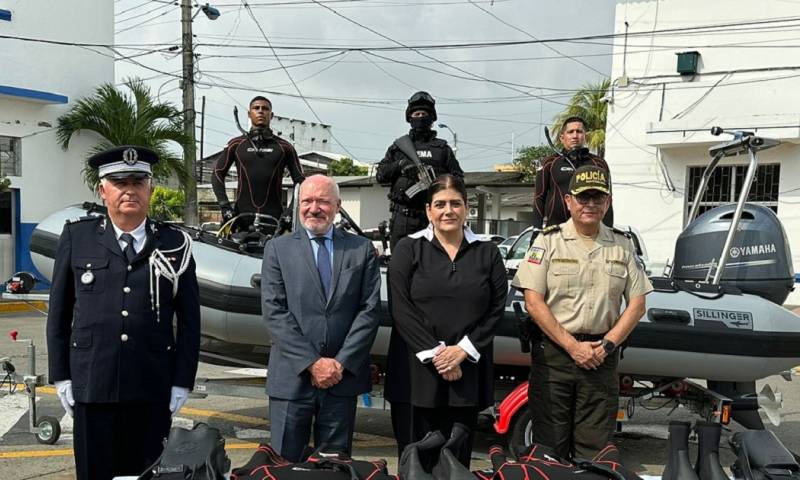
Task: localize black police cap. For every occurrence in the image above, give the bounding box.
[88,145,159,179]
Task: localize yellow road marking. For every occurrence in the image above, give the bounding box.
[0,441,396,460]
[180,407,265,425]
[0,449,73,459]
[11,384,55,394]
[0,301,48,314]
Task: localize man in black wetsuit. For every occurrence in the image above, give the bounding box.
[533,116,613,230]
[212,96,305,231]
[376,91,463,250]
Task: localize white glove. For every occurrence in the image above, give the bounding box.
[169,386,189,416]
[54,380,75,417]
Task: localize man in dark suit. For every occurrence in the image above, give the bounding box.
[46,146,201,480]
[261,174,381,462]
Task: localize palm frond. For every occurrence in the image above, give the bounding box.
[56,77,194,191]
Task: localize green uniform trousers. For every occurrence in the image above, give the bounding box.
[528,337,619,459]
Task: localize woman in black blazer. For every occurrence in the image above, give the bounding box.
[387,174,508,468]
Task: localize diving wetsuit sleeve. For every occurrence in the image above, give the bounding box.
[212,138,242,209]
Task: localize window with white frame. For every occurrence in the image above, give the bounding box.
[0,136,21,177]
[685,163,780,225]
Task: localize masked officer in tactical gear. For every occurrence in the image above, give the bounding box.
[212,96,305,231]
[533,116,613,231]
[376,91,463,460]
[376,91,464,250]
[47,146,201,480]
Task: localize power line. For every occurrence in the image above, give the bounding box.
[115,1,176,24]
[466,0,604,76]
[8,15,800,51]
[197,50,346,74]
[307,0,567,105]
[214,0,507,7]
[116,6,176,34]
[115,0,159,18]
[240,1,360,160]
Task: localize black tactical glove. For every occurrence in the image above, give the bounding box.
[399,157,416,175]
[221,206,236,222]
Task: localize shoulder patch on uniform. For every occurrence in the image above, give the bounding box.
[611,227,631,238]
[65,215,100,224]
[527,246,545,265]
[542,225,561,235]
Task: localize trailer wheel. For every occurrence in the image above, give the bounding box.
[35,416,61,445]
[508,408,533,455]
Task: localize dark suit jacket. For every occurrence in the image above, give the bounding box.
[261,227,381,400]
[46,216,201,404]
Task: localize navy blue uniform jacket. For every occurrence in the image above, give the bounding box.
[46,216,201,404]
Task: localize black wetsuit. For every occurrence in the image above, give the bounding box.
[212,128,304,222]
[533,150,614,229]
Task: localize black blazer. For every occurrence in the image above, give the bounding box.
[46,216,200,404]
[386,234,507,409]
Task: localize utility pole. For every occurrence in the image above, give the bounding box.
[199,95,206,184]
[510,132,515,164]
[181,0,198,226]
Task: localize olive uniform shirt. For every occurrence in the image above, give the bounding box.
[512,219,653,334]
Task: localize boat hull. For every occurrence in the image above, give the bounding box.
[30,206,800,383]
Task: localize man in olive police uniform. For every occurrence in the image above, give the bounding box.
[512,165,651,459]
[376,91,463,250]
[46,146,201,480]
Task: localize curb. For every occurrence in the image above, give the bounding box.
[0,301,48,314]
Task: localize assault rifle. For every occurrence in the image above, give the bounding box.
[394,135,436,199]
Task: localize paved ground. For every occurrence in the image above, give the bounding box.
[1,311,799,479]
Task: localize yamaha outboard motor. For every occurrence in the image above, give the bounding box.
[673,203,794,305]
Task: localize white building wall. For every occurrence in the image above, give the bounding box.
[0,0,114,279]
[271,116,332,153]
[606,0,800,288]
[340,185,391,230]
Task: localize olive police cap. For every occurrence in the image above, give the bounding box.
[569,165,610,195]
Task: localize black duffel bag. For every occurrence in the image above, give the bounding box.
[731,430,800,479]
[231,444,397,480]
[472,443,643,480]
[139,423,230,480]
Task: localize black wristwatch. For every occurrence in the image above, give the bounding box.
[601,338,617,354]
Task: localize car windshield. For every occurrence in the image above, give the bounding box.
[509,231,533,260]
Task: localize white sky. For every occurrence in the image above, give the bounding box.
[114,0,617,170]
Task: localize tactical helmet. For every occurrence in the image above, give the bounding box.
[405,91,437,122]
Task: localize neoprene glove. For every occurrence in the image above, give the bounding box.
[221,206,235,222]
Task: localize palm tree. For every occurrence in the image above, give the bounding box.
[553,78,610,158]
[57,78,193,190]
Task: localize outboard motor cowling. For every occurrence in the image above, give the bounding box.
[673,204,793,305]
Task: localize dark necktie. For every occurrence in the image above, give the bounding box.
[314,236,331,297]
[120,233,137,263]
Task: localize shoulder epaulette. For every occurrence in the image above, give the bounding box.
[611,226,632,238]
[65,215,100,225]
[541,225,561,235]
